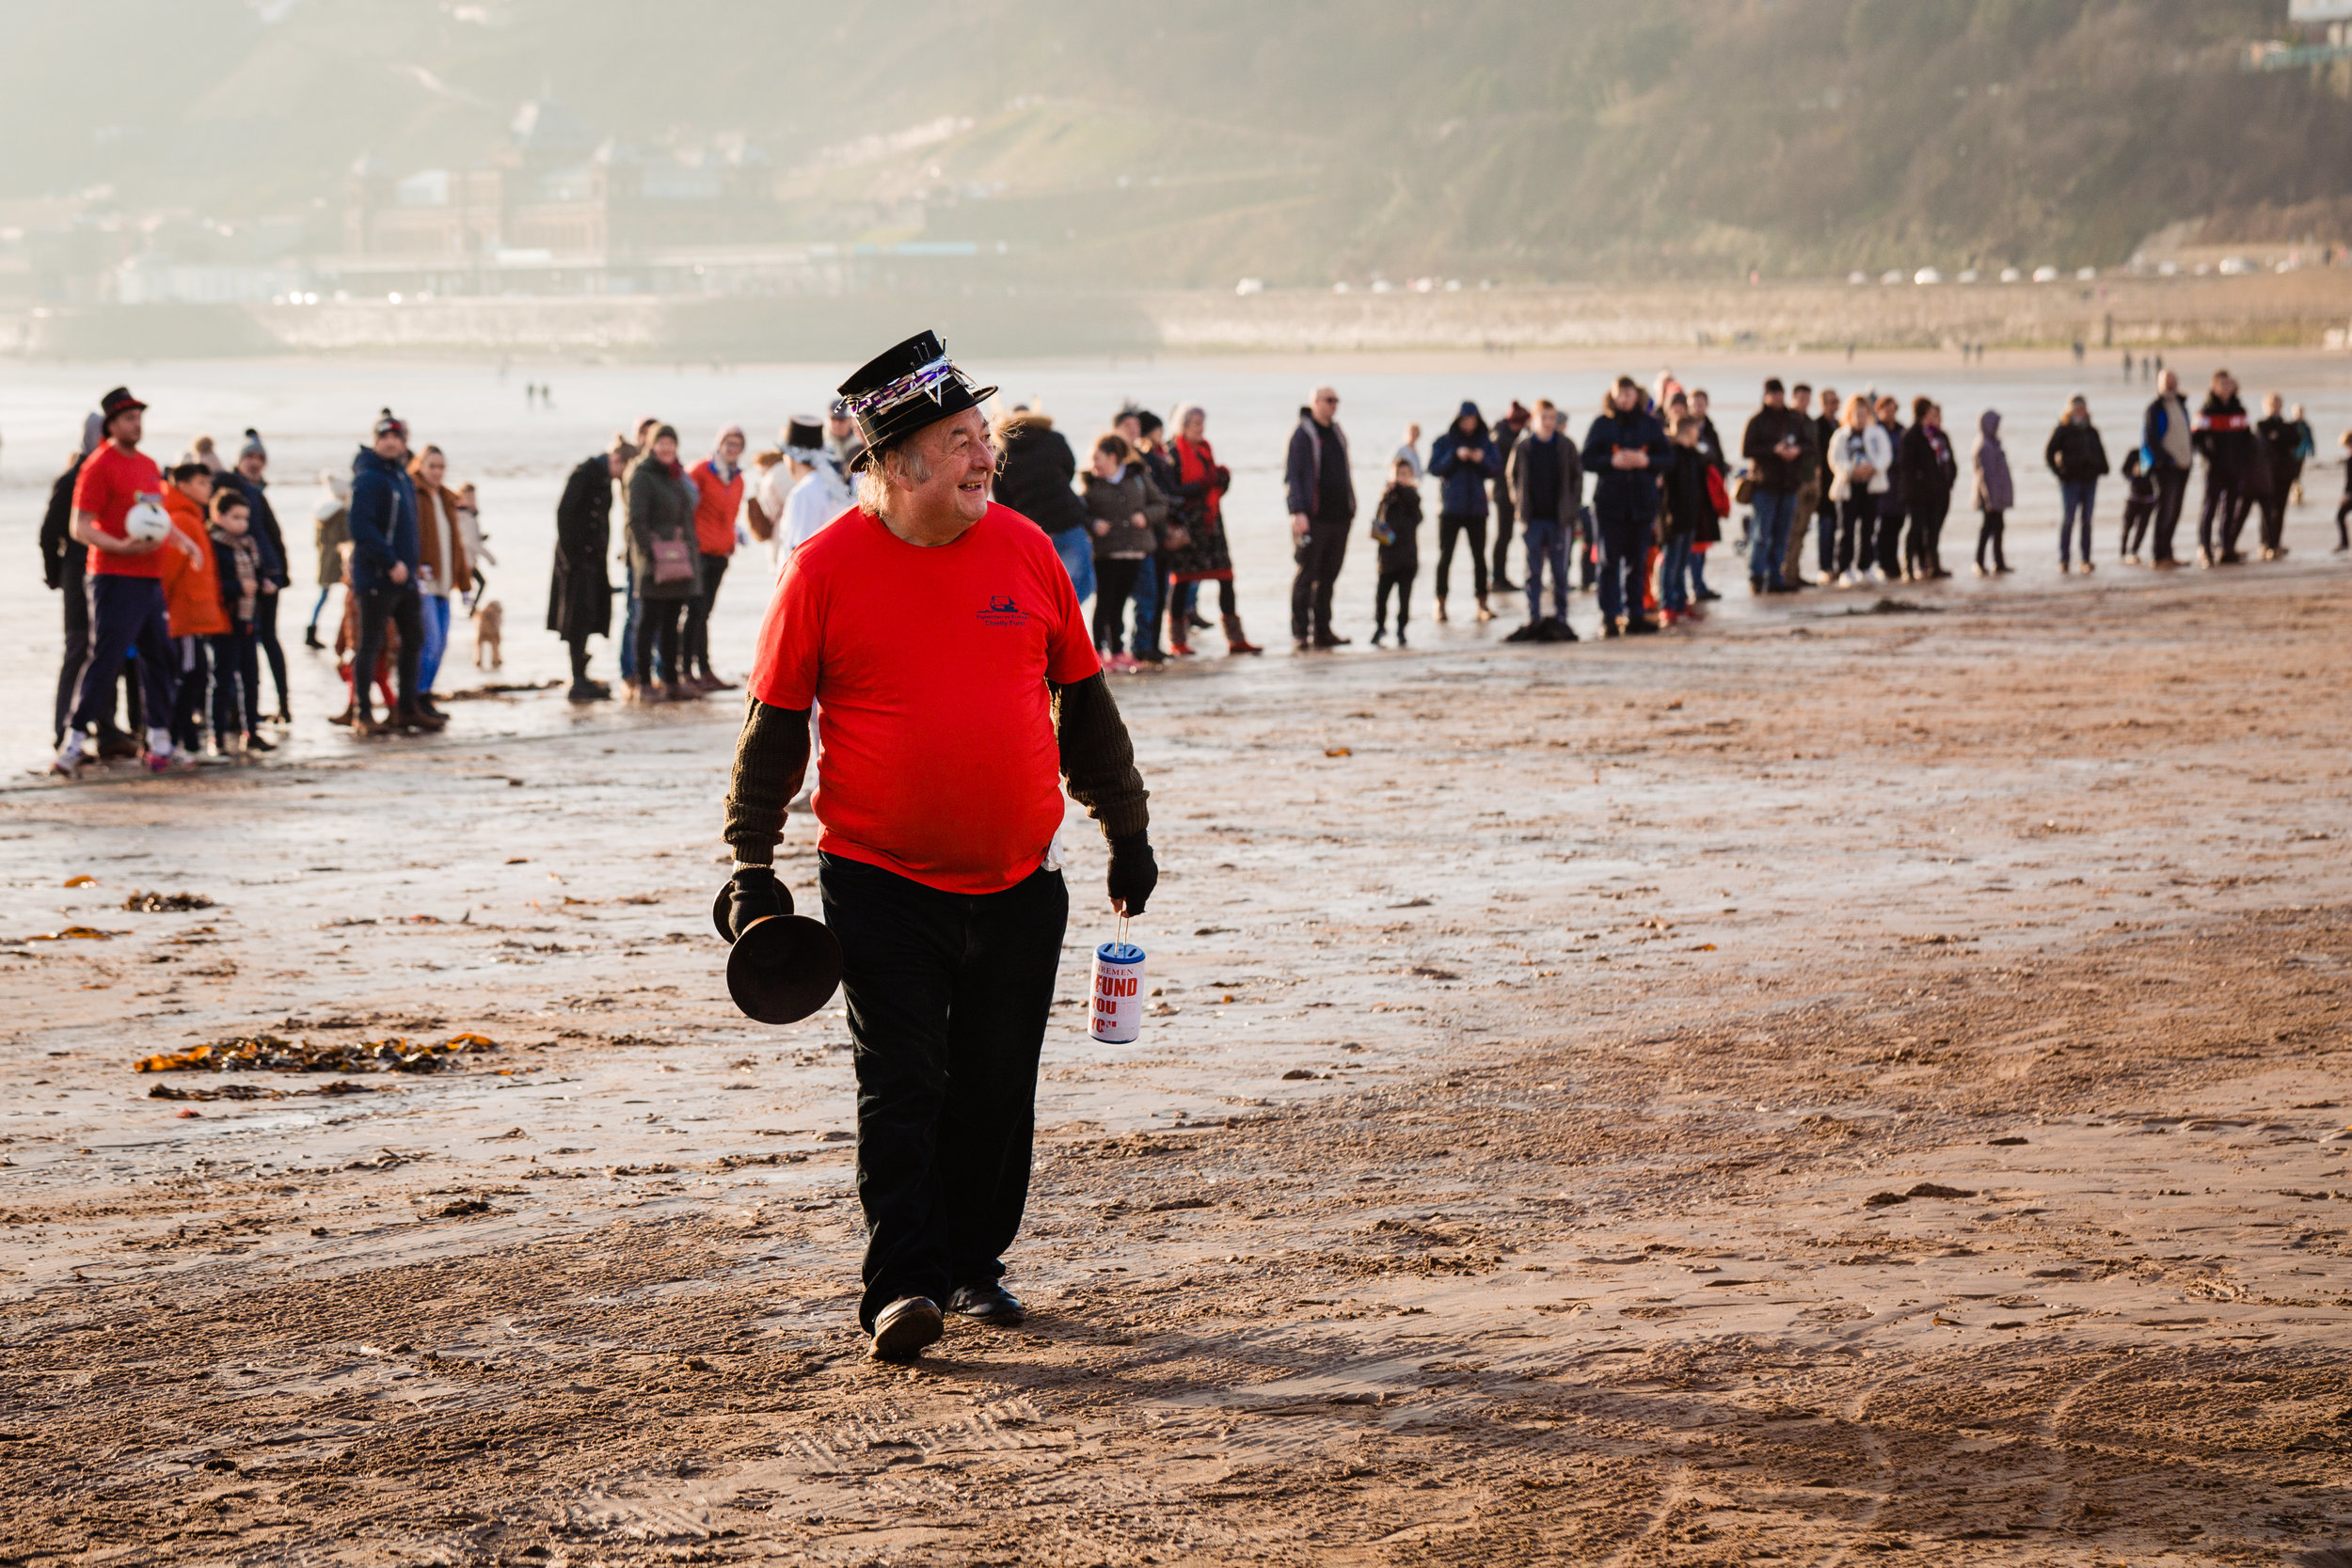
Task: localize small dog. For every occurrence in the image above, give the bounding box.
[471,598,504,670]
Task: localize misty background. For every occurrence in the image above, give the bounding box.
[6,0,2352,317]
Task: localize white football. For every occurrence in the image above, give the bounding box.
[123,498,172,544]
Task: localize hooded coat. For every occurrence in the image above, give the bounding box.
[993,411,1091,537]
[2193,390,2254,483]
[548,453,614,640]
[1429,403,1502,516]
[1973,411,2014,513]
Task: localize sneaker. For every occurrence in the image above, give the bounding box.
[2078,560,2095,575]
[145,746,197,774]
[243,732,276,753]
[49,737,85,778]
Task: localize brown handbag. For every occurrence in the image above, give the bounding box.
[650,535,696,583]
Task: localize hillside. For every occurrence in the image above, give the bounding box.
[0,0,2344,286]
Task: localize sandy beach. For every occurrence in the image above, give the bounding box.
[3,533,2348,1563]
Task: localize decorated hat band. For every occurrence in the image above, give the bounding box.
[834,330,997,470]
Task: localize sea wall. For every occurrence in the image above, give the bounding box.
[6,272,2349,361]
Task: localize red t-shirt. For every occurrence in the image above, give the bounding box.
[749,501,1101,895]
[690,460,744,557]
[72,443,168,579]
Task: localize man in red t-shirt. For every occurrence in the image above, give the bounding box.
[684,424,746,691]
[56,387,204,774]
[723,330,1156,1363]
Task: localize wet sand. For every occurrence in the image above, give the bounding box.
[3,552,2349,1565]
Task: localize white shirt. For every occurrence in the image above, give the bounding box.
[774,460,854,572]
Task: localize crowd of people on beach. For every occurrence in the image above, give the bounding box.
[38,361,2349,773]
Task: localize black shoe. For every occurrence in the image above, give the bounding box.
[869,1295,945,1361]
[1491,577,1519,593]
[1135,648,1167,665]
[1601,620,1621,639]
[946,1282,1026,1326]
[1749,575,1765,595]
[1187,612,1214,631]
[1311,632,1352,648]
[1623,617,1661,636]
[1694,588,1723,601]
[242,732,275,753]
[95,730,141,761]
[566,680,610,704]
[302,626,325,651]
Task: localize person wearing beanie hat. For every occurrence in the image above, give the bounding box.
[226,427,294,721]
[345,409,437,736]
[722,329,1155,1364]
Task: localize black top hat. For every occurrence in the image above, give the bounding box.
[100,387,147,422]
[783,417,825,457]
[834,330,996,471]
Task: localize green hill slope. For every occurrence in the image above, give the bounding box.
[0,0,2342,285]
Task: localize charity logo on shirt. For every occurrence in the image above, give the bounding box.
[977,594,1030,627]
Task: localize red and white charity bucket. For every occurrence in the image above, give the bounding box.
[1089,936,1147,1044]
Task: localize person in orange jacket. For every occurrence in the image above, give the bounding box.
[161,462,231,755]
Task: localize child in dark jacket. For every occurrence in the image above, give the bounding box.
[1370,459,1422,645]
[2118,447,2157,563]
[1656,418,1714,621]
[208,488,274,752]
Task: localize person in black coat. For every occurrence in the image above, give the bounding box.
[2253,392,2301,559]
[1285,388,1356,648]
[2044,396,2112,573]
[2192,370,2256,565]
[993,408,1097,602]
[226,431,293,722]
[1580,377,1673,636]
[1899,398,1959,579]
[549,442,627,701]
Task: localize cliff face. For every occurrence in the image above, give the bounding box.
[1,0,2344,286]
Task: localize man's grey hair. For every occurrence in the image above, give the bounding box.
[854,422,1000,516]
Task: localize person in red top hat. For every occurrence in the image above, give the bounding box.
[721,329,1157,1363]
[56,388,204,775]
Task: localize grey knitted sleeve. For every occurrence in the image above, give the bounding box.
[723,697,812,866]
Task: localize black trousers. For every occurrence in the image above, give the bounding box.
[254,585,289,716]
[1289,518,1349,641]
[1434,511,1488,600]
[566,635,595,685]
[354,582,423,721]
[1835,498,1874,576]
[170,636,212,752]
[1490,494,1517,586]
[1976,509,2007,569]
[1905,500,1947,575]
[684,551,730,675]
[2149,465,2189,562]
[2120,497,2156,557]
[1092,557,1143,653]
[210,627,261,739]
[2256,497,2287,553]
[636,597,687,685]
[2198,472,2249,557]
[1375,555,1417,631]
[819,852,1068,1331]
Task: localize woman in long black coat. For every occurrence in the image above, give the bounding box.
[548,444,623,700]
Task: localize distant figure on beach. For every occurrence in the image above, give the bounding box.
[1287,386,1355,649]
[2044,395,2109,574]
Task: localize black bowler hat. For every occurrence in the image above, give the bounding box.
[100,387,148,422]
[834,329,996,471]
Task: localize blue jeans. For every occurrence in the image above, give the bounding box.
[419,593,453,693]
[1690,545,1712,596]
[1748,489,1796,587]
[1660,535,1692,611]
[1131,553,1161,654]
[1522,520,1569,621]
[1051,527,1096,604]
[618,583,642,680]
[2059,480,2097,564]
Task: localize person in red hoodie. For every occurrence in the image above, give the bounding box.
[684,425,747,690]
[160,463,231,756]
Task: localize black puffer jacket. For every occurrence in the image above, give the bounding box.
[2044,420,2111,485]
[993,411,1090,537]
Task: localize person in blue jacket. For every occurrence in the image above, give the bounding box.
[1427,401,1502,622]
[344,408,439,736]
[1581,377,1673,636]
